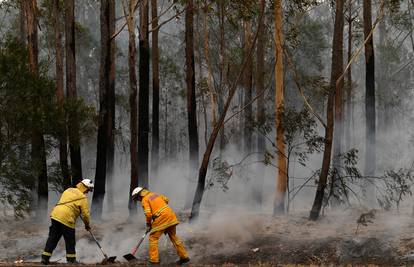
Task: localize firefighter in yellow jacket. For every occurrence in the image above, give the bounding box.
[131,187,190,265]
[41,179,94,265]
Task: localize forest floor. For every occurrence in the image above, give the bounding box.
[2,208,414,266]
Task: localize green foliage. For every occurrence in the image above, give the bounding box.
[206,157,233,192]
[323,149,362,206]
[0,37,50,217]
[0,37,94,217]
[321,148,414,212]
[385,0,404,16]
[377,166,414,211]
[282,107,324,166]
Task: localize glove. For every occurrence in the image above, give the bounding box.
[85,224,91,231]
[146,222,151,232]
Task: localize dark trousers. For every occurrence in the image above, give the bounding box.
[42,219,76,260]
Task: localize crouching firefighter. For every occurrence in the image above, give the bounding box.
[41,179,94,265]
[131,187,190,265]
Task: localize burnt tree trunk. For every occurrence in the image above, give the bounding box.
[138,0,150,188]
[309,0,344,221]
[92,0,114,219]
[151,0,160,179]
[126,0,139,216]
[53,0,70,189]
[106,0,116,212]
[25,0,48,219]
[65,0,83,186]
[185,0,200,209]
[363,0,376,178]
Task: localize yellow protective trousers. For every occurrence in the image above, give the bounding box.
[148,225,188,263]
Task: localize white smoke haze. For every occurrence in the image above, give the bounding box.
[0,0,413,265]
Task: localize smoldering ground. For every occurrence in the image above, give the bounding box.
[4,207,414,266]
[1,112,414,266]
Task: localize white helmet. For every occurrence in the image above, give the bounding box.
[81,179,94,190]
[131,187,144,199]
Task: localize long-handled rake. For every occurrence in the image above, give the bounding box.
[88,230,116,264]
[123,229,150,262]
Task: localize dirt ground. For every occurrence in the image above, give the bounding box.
[2,208,414,266]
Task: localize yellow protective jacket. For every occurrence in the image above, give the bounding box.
[141,190,179,234]
[50,183,90,229]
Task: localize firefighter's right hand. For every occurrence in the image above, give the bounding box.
[146,223,151,233]
[85,224,91,231]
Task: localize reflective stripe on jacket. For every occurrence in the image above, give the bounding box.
[50,184,90,229]
[141,191,179,233]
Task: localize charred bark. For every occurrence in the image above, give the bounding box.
[53,0,70,189]
[126,0,139,216]
[138,0,150,188]
[106,0,116,212]
[309,0,344,221]
[65,0,83,186]
[185,0,200,209]
[363,0,376,177]
[92,0,114,219]
[24,0,48,219]
[151,0,160,179]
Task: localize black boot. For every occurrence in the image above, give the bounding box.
[41,255,50,265]
[176,257,190,265]
[67,257,78,264]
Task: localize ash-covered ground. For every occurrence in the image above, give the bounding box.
[2,208,414,266]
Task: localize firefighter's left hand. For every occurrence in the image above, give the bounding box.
[85,224,91,231]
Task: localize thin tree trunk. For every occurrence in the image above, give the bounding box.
[65,0,83,186]
[332,0,346,201]
[377,17,388,137]
[125,0,138,216]
[363,0,376,178]
[138,0,150,188]
[185,0,200,209]
[19,1,26,44]
[25,0,48,219]
[203,8,217,127]
[190,2,264,220]
[243,19,253,154]
[254,0,266,207]
[106,0,116,212]
[92,0,113,219]
[218,0,226,152]
[309,0,344,221]
[195,8,208,148]
[151,0,160,181]
[53,0,70,189]
[273,0,287,215]
[345,1,353,152]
